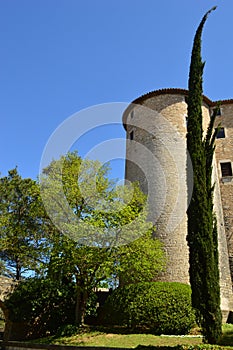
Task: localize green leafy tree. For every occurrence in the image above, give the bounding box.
[117,231,165,285]
[5,277,76,338]
[40,151,165,325]
[186,7,222,344]
[0,168,48,280]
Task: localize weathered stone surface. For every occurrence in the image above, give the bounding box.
[0,277,17,303]
[0,277,18,340]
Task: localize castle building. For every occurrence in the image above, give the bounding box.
[123,88,233,321]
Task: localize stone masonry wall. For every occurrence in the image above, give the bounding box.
[214,104,233,282]
[125,94,190,283]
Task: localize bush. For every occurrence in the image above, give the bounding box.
[102,282,196,335]
[5,277,76,338]
[56,324,79,337]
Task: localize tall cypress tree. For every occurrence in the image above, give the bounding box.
[187,6,222,344]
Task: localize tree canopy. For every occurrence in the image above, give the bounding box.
[0,152,165,327]
[41,151,165,325]
[0,168,47,280]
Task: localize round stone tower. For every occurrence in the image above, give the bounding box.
[123,88,233,320]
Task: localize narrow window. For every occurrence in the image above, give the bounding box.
[212,107,222,116]
[129,130,134,140]
[220,162,232,177]
[130,110,134,118]
[216,127,225,139]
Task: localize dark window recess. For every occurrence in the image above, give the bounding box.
[216,127,225,139]
[130,110,134,118]
[129,131,134,140]
[221,162,232,177]
[212,107,221,116]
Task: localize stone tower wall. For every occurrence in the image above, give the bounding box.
[123,89,233,319]
[212,155,233,317]
[125,94,190,283]
[214,104,233,280]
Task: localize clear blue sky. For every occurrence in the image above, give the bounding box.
[1,0,233,181]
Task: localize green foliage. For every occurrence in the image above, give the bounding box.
[41,151,164,325]
[0,168,48,279]
[186,7,222,344]
[117,231,165,284]
[102,282,196,335]
[0,152,164,332]
[40,151,153,247]
[56,324,79,337]
[5,278,76,337]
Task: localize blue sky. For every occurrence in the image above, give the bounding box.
[1,0,233,181]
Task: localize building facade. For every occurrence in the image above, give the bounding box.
[123,88,233,320]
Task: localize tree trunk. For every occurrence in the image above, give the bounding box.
[15,256,21,280]
[75,286,88,326]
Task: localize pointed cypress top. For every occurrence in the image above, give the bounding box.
[189,6,217,91]
[187,6,217,132]
[194,6,217,42]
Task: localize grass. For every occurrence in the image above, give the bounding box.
[37,332,202,348]
[30,324,233,349]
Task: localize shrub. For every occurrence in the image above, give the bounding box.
[5,277,76,338]
[56,324,79,337]
[102,282,196,335]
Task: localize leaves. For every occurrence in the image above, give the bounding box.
[186,7,222,344]
[0,168,48,279]
[0,151,165,326]
[117,231,166,284]
[41,151,165,325]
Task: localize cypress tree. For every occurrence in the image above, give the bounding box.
[186,6,222,344]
